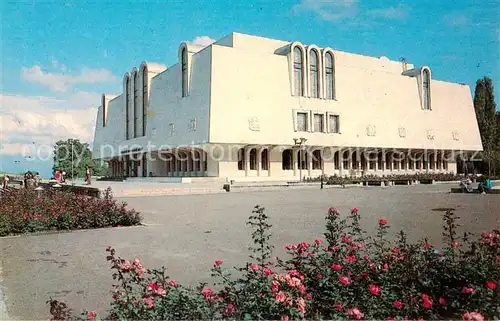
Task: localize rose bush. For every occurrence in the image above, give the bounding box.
[48,206,499,320]
[0,188,141,236]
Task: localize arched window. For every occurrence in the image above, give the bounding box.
[261,149,269,170]
[334,151,340,169]
[237,148,245,170]
[142,66,148,136]
[249,148,257,170]
[282,149,293,170]
[423,69,431,110]
[293,47,304,96]
[133,72,138,138]
[312,150,322,170]
[181,47,188,97]
[325,52,335,99]
[309,50,319,98]
[125,77,130,140]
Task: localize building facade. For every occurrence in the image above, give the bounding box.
[92,32,483,181]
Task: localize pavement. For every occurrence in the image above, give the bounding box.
[0,183,499,320]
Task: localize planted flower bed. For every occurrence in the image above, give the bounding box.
[49,207,499,320]
[304,173,466,185]
[0,188,141,237]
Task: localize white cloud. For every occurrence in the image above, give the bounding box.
[0,91,99,156]
[293,0,359,21]
[368,5,408,20]
[190,36,216,47]
[443,13,469,27]
[293,0,409,21]
[21,65,118,92]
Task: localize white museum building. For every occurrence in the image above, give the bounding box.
[92,32,483,181]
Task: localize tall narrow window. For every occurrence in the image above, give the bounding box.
[325,52,334,99]
[329,114,339,133]
[237,148,245,170]
[297,112,308,132]
[282,149,293,170]
[261,149,269,170]
[293,47,304,96]
[312,150,322,170]
[125,77,130,140]
[423,69,431,110]
[142,67,148,136]
[181,47,188,97]
[314,114,324,132]
[309,50,319,98]
[249,148,257,170]
[133,72,138,138]
[102,96,106,127]
[334,151,340,169]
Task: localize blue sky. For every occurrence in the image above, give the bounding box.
[1,0,499,177]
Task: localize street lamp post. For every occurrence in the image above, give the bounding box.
[293,137,307,182]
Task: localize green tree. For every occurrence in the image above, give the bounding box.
[473,77,498,176]
[52,139,107,179]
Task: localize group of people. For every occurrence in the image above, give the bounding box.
[459,175,492,194]
[23,171,41,188]
[53,167,93,185]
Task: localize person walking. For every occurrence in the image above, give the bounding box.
[2,174,9,189]
[85,167,92,185]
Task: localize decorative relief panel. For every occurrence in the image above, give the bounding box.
[168,123,175,137]
[366,125,376,137]
[398,127,406,138]
[452,131,460,141]
[248,116,260,131]
[426,129,435,140]
[188,119,197,132]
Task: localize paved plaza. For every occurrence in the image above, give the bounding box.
[1,183,499,320]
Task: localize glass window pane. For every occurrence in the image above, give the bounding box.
[329,115,339,133]
[297,112,307,131]
[314,114,323,132]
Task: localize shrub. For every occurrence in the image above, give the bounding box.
[0,188,141,236]
[48,206,499,320]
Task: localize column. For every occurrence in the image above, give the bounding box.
[187,152,192,176]
[257,147,262,176]
[293,148,298,177]
[308,151,312,177]
[244,147,250,177]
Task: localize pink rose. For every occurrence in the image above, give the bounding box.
[289,270,304,280]
[330,245,340,251]
[314,239,323,246]
[275,291,286,303]
[379,218,387,225]
[335,302,344,311]
[297,284,306,294]
[424,242,431,249]
[87,311,97,320]
[305,293,312,300]
[486,280,497,290]
[393,300,404,309]
[316,273,323,279]
[351,208,359,214]
[421,294,432,308]
[346,256,357,263]
[281,314,289,321]
[263,268,273,276]
[249,263,261,271]
[338,275,351,286]
[214,260,223,266]
[361,272,369,279]
[451,241,459,248]
[225,303,235,316]
[142,296,154,309]
[169,279,178,288]
[330,264,342,271]
[369,284,381,296]
[328,207,339,215]
[347,307,364,320]
[299,241,310,249]
[146,282,159,292]
[342,236,351,243]
[297,297,306,313]
[463,312,484,321]
[462,287,475,294]
[439,297,448,305]
[285,244,297,251]
[271,280,280,292]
